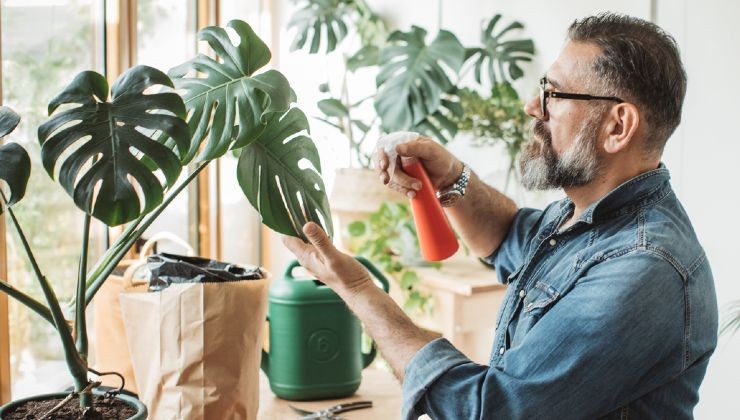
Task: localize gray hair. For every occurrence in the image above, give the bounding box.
[568,13,687,155]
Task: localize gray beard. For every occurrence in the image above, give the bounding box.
[519,118,602,190]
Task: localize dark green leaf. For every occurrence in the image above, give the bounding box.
[169,19,295,162]
[374,26,465,132]
[237,107,333,240]
[466,14,535,85]
[0,142,31,213]
[317,98,350,118]
[38,66,189,226]
[0,106,21,138]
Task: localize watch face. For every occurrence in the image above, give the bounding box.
[438,190,462,207]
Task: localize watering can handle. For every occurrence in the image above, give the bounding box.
[281,257,390,294]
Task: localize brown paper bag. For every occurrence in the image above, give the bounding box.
[119,270,270,420]
[93,232,194,393]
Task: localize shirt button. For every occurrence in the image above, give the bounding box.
[499,346,505,355]
[549,238,557,246]
[519,290,525,298]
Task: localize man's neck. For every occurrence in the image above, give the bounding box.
[560,159,660,230]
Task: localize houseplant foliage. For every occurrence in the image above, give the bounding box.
[452,83,530,192]
[288,2,535,312]
[0,19,331,417]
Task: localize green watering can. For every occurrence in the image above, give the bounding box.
[261,256,390,401]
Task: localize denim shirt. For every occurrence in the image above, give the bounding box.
[402,165,718,419]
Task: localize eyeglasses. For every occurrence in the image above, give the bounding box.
[539,76,624,119]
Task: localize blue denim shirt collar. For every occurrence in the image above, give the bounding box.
[559,163,671,225]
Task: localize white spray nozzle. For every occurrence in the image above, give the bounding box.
[376,131,420,180]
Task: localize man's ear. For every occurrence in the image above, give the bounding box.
[602,103,640,154]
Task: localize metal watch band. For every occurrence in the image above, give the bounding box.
[436,163,471,207]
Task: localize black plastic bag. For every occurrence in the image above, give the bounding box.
[147,253,263,292]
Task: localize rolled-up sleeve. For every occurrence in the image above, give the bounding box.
[401,251,686,419]
[480,207,546,282]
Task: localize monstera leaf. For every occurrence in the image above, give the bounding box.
[236,107,333,240]
[169,19,295,162]
[465,14,535,85]
[374,26,465,135]
[413,98,464,145]
[288,0,355,54]
[0,107,30,214]
[38,66,190,226]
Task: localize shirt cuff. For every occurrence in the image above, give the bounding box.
[401,338,471,419]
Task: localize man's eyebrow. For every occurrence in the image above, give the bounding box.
[545,76,563,90]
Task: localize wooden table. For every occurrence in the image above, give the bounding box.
[259,369,403,419]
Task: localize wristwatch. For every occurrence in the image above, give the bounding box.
[436,163,471,207]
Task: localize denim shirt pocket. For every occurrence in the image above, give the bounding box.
[510,281,562,347]
[524,281,561,313]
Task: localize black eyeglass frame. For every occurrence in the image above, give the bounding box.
[539,77,624,119]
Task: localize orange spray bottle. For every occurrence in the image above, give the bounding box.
[379,132,459,261]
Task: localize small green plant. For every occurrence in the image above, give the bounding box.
[346,203,438,314]
[453,83,530,191]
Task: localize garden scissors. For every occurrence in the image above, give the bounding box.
[290,400,373,419]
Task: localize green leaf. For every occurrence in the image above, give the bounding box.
[237,107,333,240]
[38,66,189,226]
[351,119,371,133]
[374,26,465,132]
[169,19,296,162]
[0,106,21,138]
[317,98,350,118]
[0,142,31,213]
[346,45,380,71]
[467,14,535,85]
[347,220,366,237]
[288,0,355,54]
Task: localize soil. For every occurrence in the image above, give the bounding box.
[3,394,137,420]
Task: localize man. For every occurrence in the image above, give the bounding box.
[283,13,718,419]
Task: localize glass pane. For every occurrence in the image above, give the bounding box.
[2,0,104,399]
[136,0,197,252]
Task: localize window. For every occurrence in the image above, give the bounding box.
[1,0,105,398]
[0,0,271,401]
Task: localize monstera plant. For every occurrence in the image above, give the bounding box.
[0,19,330,418]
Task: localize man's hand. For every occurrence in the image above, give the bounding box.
[281,222,372,300]
[375,136,463,198]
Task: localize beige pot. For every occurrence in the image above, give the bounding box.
[330,167,405,251]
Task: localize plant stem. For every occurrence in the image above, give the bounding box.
[75,211,91,360]
[0,279,53,325]
[0,192,87,394]
[84,162,208,306]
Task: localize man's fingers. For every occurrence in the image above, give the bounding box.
[303,222,333,255]
[390,166,422,193]
[395,137,436,160]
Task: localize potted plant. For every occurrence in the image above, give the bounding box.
[0,19,331,419]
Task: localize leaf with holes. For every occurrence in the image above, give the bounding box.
[374,26,465,132]
[169,19,296,162]
[38,66,189,226]
[465,14,535,86]
[236,107,333,240]
[288,0,355,54]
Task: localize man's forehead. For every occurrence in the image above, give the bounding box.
[545,40,602,89]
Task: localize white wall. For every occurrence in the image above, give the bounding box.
[266,1,740,417]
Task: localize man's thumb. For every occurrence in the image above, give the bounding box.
[303,222,332,253]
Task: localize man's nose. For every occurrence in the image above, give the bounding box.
[524,94,546,120]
